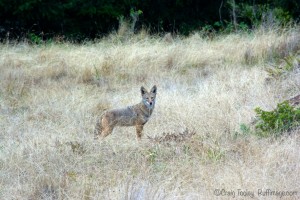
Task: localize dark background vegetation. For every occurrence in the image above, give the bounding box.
[0,0,299,41]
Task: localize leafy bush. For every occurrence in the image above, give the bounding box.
[1,0,299,40]
[254,101,300,137]
[27,33,43,44]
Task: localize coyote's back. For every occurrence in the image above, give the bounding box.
[94,85,157,140]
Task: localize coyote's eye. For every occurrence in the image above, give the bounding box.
[151,97,154,100]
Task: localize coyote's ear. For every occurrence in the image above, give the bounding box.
[150,85,157,94]
[141,86,147,95]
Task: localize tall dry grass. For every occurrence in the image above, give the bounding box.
[0,26,300,199]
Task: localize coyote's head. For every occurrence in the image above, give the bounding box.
[141,85,157,110]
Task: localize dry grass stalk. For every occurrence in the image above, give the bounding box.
[0,26,299,199]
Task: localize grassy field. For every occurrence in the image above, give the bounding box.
[0,27,300,199]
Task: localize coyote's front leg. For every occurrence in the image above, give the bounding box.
[136,125,144,140]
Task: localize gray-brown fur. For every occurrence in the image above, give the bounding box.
[94,85,157,140]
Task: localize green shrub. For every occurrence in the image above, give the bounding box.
[28,33,43,44]
[254,101,300,137]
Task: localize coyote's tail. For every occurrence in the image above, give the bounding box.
[94,116,103,139]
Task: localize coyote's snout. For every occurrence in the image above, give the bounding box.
[94,85,157,140]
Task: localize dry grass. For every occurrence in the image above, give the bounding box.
[0,27,300,199]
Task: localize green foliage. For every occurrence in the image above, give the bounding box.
[0,0,299,40]
[232,123,252,139]
[146,148,159,164]
[207,147,224,162]
[130,8,143,17]
[93,65,101,81]
[240,123,251,135]
[254,101,300,137]
[129,8,143,32]
[272,7,292,24]
[27,33,43,44]
[238,3,292,27]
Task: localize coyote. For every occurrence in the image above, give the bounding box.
[94,85,157,140]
